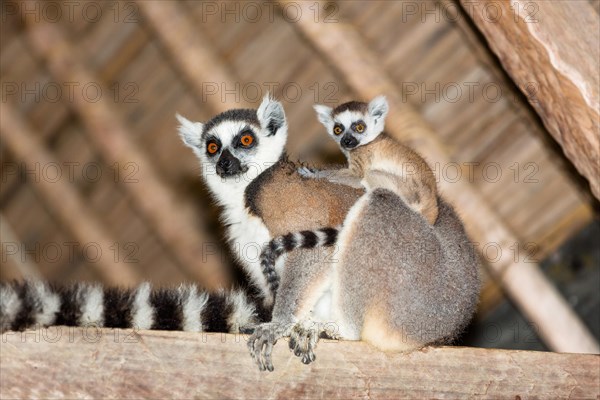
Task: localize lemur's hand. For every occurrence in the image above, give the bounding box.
[247,322,290,372]
[297,166,317,178]
[289,319,321,365]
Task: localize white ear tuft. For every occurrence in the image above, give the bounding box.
[313,104,333,127]
[257,93,286,136]
[176,113,204,148]
[368,95,389,120]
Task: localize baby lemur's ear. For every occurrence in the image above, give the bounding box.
[176,114,204,148]
[368,95,389,121]
[257,93,287,136]
[313,104,334,127]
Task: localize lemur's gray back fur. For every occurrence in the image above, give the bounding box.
[336,190,480,344]
[0,281,258,333]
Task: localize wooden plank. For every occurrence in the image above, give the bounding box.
[279,0,599,354]
[0,103,139,286]
[459,0,600,200]
[20,1,228,290]
[1,328,598,399]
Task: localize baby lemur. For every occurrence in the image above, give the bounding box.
[312,95,438,225]
[248,98,480,371]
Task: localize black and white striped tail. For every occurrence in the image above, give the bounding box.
[0,280,259,333]
[260,227,340,295]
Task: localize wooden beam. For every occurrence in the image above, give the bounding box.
[20,1,228,290]
[1,328,598,398]
[0,103,139,286]
[279,0,599,354]
[136,1,252,111]
[459,0,600,200]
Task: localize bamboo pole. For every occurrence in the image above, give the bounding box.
[0,103,139,286]
[279,0,599,354]
[1,329,598,399]
[20,1,228,290]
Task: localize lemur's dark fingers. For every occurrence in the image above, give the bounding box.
[263,341,275,372]
[255,338,267,371]
[301,349,316,364]
[247,334,257,358]
[288,335,297,351]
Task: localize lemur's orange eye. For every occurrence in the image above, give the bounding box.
[207,142,219,154]
[333,125,343,135]
[355,123,365,133]
[240,134,254,147]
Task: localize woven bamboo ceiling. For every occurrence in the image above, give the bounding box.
[0,0,596,319]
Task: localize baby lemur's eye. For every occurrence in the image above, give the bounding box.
[207,142,219,155]
[333,124,344,135]
[240,133,254,147]
[354,122,365,133]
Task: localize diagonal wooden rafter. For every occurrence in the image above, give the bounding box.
[459,0,600,201]
[0,103,139,286]
[20,1,228,290]
[279,0,599,354]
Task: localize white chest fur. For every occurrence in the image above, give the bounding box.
[223,204,272,295]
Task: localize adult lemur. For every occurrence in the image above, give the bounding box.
[0,95,362,334]
[248,98,480,371]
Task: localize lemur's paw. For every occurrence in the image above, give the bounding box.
[297,166,317,178]
[288,321,319,365]
[247,322,289,372]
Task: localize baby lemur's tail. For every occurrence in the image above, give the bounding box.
[0,280,260,333]
[260,227,340,295]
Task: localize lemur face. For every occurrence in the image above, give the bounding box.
[178,95,288,183]
[314,96,389,153]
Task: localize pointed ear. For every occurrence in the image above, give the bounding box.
[257,93,287,136]
[368,95,389,120]
[313,104,333,127]
[176,114,204,148]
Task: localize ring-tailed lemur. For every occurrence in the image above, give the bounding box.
[311,96,438,225]
[0,280,256,333]
[247,99,479,372]
[177,95,362,310]
[1,95,363,335]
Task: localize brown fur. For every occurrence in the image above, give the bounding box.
[253,160,363,236]
[348,134,439,225]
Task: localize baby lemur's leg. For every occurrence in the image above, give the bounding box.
[363,169,439,225]
[248,248,334,371]
[298,167,364,189]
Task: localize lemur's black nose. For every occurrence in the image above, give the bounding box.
[341,135,358,149]
[216,149,242,177]
[219,157,232,168]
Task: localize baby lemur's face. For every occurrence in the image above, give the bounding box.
[178,96,288,184]
[314,96,389,153]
